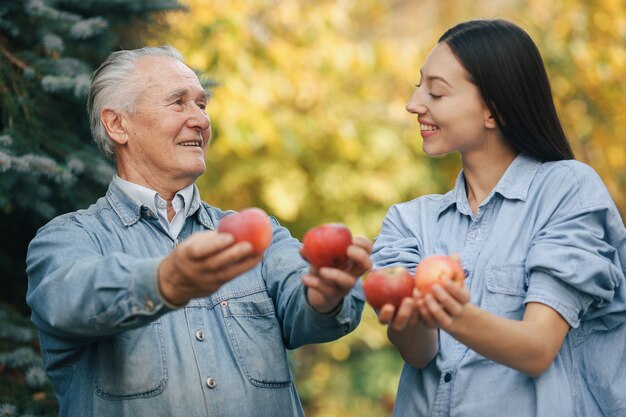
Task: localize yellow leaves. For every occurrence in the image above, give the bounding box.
[609,45,626,69]
[330,342,351,361]
[551,76,572,98]
[262,169,306,221]
[564,99,593,139]
[607,145,626,168]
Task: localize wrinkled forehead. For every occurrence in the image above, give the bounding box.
[134,55,204,98]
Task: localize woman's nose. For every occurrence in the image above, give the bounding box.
[406,89,426,115]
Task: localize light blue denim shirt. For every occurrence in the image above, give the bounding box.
[372,154,626,417]
[26,177,365,417]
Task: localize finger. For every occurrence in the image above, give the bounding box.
[431,285,464,318]
[391,298,417,331]
[351,236,373,253]
[416,296,438,328]
[302,273,349,298]
[317,267,359,292]
[346,244,372,277]
[424,292,454,328]
[175,252,263,299]
[378,304,396,324]
[444,281,470,304]
[196,241,256,272]
[184,231,235,260]
[209,255,263,283]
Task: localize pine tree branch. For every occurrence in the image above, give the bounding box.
[0,39,29,71]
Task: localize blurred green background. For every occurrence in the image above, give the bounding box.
[1,0,624,415]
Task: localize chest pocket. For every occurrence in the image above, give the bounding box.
[95,320,167,400]
[484,263,528,320]
[222,297,291,388]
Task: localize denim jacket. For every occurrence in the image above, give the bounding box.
[26,178,364,417]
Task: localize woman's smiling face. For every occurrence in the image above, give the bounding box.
[406,42,495,158]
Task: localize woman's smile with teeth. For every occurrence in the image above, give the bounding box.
[420,124,439,131]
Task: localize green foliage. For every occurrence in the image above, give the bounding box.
[0,303,56,417]
[0,0,184,306]
[0,0,184,414]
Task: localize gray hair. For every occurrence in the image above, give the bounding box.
[87,46,185,159]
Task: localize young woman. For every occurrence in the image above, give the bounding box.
[371,19,626,417]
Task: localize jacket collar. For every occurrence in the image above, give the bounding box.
[105,176,215,229]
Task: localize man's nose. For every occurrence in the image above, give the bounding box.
[188,106,211,131]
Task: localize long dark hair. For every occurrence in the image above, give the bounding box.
[439,19,574,161]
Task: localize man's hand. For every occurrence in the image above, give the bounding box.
[301,236,372,314]
[158,230,263,306]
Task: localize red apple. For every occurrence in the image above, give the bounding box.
[414,255,465,295]
[362,266,415,310]
[301,223,353,269]
[218,208,272,255]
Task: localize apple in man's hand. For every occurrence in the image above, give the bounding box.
[218,208,273,255]
[363,266,415,310]
[414,254,465,295]
[301,223,353,269]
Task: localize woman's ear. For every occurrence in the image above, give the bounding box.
[484,109,498,129]
[100,109,129,145]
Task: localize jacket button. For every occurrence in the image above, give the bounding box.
[443,372,452,383]
[195,330,204,341]
[206,377,217,388]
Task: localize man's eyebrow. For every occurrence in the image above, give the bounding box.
[165,88,212,101]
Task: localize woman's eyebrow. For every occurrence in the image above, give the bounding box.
[419,69,453,88]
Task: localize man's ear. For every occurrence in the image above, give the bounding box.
[101,109,129,145]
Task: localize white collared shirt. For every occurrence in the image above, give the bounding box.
[114,175,195,240]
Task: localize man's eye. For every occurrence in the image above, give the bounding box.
[197,102,207,110]
[429,93,442,99]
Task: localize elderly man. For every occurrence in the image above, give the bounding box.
[26,46,370,417]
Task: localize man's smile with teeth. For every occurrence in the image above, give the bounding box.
[179,140,202,147]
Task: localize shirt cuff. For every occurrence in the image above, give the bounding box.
[525,270,594,328]
[133,257,183,314]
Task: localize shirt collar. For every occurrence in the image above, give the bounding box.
[438,153,542,216]
[107,175,205,226]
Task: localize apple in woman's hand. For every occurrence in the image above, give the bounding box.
[414,255,465,295]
